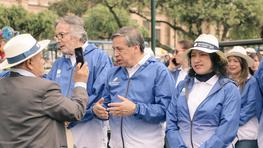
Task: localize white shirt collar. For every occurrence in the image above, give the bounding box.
[82,41,89,50]
[194,75,218,86]
[126,52,152,77]
[127,52,151,69]
[178,66,189,72]
[10,68,36,77]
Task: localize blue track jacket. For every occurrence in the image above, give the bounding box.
[170,68,180,85]
[255,60,263,146]
[103,56,175,148]
[0,70,10,78]
[46,44,112,127]
[239,76,261,126]
[166,76,241,148]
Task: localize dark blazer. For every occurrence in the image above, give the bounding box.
[0,73,88,148]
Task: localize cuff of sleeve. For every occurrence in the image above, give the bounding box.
[134,103,140,116]
[74,82,86,89]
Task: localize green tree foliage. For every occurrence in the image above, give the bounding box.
[83,4,141,40]
[50,0,263,42]
[0,6,29,31]
[0,6,57,40]
[24,11,57,40]
[49,0,148,40]
[49,0,90,16]
[158,0,263,40]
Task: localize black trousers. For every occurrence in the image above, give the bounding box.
[235,140,258,148]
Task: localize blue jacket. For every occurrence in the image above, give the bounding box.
[166,76,241,148]
[103,57,175,148]
[0,70,10,78]
[255,60,263,145]
[239,76,261,126]
[254,60,263,120]
[46,44,112,127]
[170,68,180,84]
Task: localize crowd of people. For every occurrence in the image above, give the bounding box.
[0,14,263,148]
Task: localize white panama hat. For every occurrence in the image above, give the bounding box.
[0,34,50,70]
[225,46,254,67]
[245,47,256,54]
[186,34,226,61]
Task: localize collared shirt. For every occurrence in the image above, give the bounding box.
[175,66,189,87]
[11,68,36,77]
[11,68,86,89]
[126,53,151,78]
[65,41,88,66]
[188,75,218,119]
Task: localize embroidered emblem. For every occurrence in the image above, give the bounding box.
[56,69,61,78]
[109,77,120,86]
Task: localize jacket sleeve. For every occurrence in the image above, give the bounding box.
[82,53,112,120]
[200,84,241,148]
[134,68,175,123]
[166,94,187,148]
[258,111,263,145]
[42,82,88,122]
[254,61,263,120]
[45,60,59,81]
[239,78,259,125]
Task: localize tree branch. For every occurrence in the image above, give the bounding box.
[104,0,123,28]
[129,9,195,38]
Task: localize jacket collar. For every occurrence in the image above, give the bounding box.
[185,75,234,97]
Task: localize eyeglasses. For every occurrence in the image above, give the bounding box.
[54,32,69,40]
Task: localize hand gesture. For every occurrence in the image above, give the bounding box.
[108,95,136,117]
[93,98,109,120]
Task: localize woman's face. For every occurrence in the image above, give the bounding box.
[251,56,260,72]
[190,50,213,75]
[227,56,242,76]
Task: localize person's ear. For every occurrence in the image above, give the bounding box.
[134,45,140,52]
[25,59,33,70]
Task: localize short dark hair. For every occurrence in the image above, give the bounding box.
[188,52,227,77]
[112,26,145,52]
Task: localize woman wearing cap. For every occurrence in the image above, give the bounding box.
[166,34,241,148]
[246,48,262,75]
[226,46,260,148]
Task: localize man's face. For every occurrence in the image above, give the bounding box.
[112,36,137,67]
[29,52,45,77]
[175,43,187,64]
[55,22,81,55]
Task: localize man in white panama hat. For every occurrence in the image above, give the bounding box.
[0,34,89,147]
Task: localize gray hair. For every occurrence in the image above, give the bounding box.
[56,14,88,42]
[112,26,145,52]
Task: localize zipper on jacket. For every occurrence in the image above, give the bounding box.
[66,66,74,97]
[185,83,194,148]
[121,78,131,148]
[190,119,194,148]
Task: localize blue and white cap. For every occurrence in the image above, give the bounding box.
[0,34,50,70]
